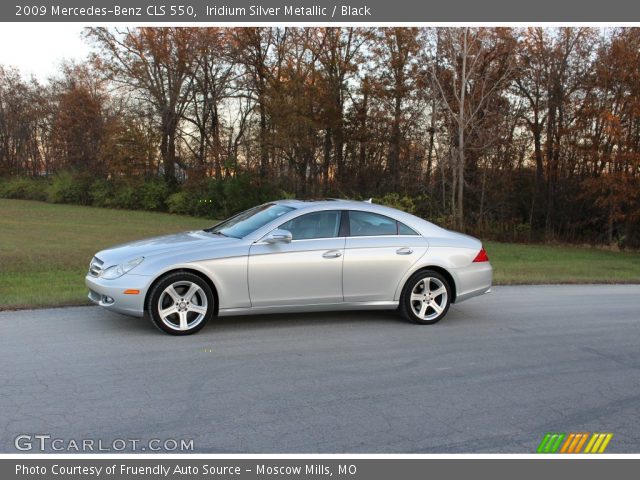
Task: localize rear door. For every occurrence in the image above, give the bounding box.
[342,210,428,302]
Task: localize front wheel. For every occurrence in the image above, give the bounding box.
[399,270,451,325]
[147,272,214,335]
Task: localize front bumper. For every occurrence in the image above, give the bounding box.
[85,273,152,317]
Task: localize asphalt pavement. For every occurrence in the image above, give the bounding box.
[1,285,639,453]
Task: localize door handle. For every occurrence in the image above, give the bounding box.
[322,250,343,259]
[396,247,413,255]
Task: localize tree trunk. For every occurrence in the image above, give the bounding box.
[323,128,332,192]
[426,97,436,186]
[334,89,345,186]
[388,94,402,190]
[358,83,368,192]
[212,104,222,179]
[259,100,268,178]
[456,28,468,231]
[160,110,177,187]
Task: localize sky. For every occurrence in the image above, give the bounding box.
[0,24,90,81]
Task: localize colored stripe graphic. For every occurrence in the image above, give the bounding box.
[537,433,565,453]
[539,432,613,453]
[584,433,613,454]
[597,433,613,453]
[560,432,588,453]
[584,433,598,453]
[560,433,576,453]
[536,433,552,453]
[573,433,589,453]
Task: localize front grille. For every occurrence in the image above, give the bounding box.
[89,257,104,277]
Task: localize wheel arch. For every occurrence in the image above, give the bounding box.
[144,267,220,316]
[399,265,457,303]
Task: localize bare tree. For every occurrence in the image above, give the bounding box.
[87,27,198,186]
[431,27,515,229]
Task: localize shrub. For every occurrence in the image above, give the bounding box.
[430,214,455,229]
[89,177,169,211]
[374,193,418,214]
[89,179,113,208]
[166,191,195,216]
[0,177,49,201]
[48,171,92,205]
[138,178,169,211]
[2,171,292,220]
[195,174,285,219]
[110,183,139,210]
[189,180,219,218]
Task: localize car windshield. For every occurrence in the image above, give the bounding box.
[205,204,294,239]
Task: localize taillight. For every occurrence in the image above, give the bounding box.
[473,247,489,263]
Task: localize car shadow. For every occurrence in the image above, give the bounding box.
[211,308,407,331]
[102,304,471,336]
[208,303,471,331]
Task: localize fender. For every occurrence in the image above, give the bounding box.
[393,250,461,302]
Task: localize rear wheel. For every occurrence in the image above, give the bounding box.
[147,272,214,335]
[400,270,451,325]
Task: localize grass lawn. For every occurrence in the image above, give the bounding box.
[0,199,207,309]
[486,241,640,285]
[1,198,639,309]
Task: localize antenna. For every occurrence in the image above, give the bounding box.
[364,198,373,203]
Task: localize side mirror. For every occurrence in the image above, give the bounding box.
[262,229,293,244]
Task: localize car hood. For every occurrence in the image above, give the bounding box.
[94,231,239,266]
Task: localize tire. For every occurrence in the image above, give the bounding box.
[147,272,215,335]
[399,270,451,325]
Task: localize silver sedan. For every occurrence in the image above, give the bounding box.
[86,199,492,335]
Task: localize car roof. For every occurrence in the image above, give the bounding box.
[273,198,364,209]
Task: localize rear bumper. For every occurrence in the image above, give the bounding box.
[85,274,152,317]
[452,262,493,303]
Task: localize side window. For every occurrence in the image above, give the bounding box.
[279,211,341,240]
[349,211,397,236]
[398,222,419,235]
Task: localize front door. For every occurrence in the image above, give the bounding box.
[248,210,345,307]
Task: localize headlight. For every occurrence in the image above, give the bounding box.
[100,257,144,280]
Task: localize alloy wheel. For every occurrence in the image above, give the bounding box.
[157,281,209,331]
[409,277,448,321]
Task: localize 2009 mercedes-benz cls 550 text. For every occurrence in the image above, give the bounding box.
[86,199,492,335]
